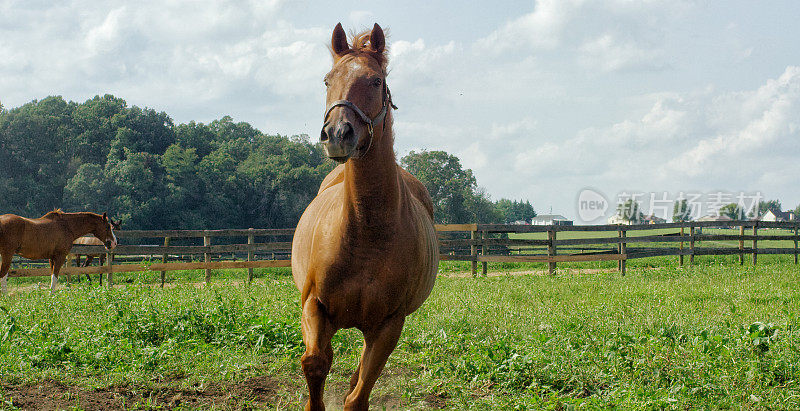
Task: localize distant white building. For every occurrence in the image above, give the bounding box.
[607,214,632,225]
[760,210,795,222]
[531,214,573,226]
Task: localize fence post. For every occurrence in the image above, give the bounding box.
[161,236,170,288]
[617,227,626,276]
[679,225,685,267]
[547,228,557,275]
[794,224,798,265]
[480,230,487,276]
[470,228,477,277]
[689,224,695,264]
[248,228,255,284]
[106,252,113,287]
[738,225,745,265]
[204,235,212,285]
[752,222,758,265]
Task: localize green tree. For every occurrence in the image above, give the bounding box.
[672,199,693,222]
[103,149,168,228]
[63,163,111,212]
[70,94,127,165]
[160,144,203,228]
[175,121,215,157]
[400,150,479,223]
[616,199,644,223]
[0,96,78,215]
[757,199,782,217]
[495,199,536,223]
[467,189,503,224]
[719,203,748,220]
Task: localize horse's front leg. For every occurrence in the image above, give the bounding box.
[344,314,405,410]
[1,253,11,295]
[49,255,66,293]
[301,296,336,411]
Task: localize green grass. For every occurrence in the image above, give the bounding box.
[2,262,800,409]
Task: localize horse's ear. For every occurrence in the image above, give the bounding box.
[102,212,108,220]
[331,22,349,56]
[369,23,385,54]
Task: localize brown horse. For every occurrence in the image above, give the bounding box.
[70,223,119,285]
[0,210,118,294]
[291,23,438,410]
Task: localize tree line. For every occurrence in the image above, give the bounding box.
[615,198,799,223]
[0,95,535,229]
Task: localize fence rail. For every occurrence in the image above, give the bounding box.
[7,220,799,283]
[435,220,800,276]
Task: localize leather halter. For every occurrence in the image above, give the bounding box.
[323,80,397,157]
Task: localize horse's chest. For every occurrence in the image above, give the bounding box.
[316,257,408,325]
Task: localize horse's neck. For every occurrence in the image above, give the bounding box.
[59,213,97,240]
[343,127,400,229]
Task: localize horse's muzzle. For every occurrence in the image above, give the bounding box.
[104,240,117,250]
[320,121,358,162]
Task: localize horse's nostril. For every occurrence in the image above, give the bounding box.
[339,123,354,142]
[320,128,329,142]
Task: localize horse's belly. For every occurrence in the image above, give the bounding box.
[17,244,52,260]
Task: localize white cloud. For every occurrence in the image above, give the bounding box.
[0,0,326,129]
[349,10,374,28]
[476,0,578,50]
[476,0,682,73]
[2,1,798,217]
[668,66,800,179]
[579,33,666,72]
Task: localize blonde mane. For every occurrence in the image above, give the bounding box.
[43,209,65,219]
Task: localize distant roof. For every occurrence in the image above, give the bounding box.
[532,214,569,221]
[761,210,794,220]
[697,215,733,222]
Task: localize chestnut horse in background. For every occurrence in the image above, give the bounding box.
[71,218,119,284]
[292,23,438,410]
[0,210,118,294]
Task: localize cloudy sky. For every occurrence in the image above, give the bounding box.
[2,0,798,222]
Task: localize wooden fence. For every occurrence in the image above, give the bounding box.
[7,221,799,284]
[7,228,293,286]
[436,220,800,276]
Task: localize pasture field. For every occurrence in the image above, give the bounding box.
[1,262,800,409]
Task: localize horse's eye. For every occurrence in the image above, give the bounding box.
[324,79,329,87]
[372,78,382,87]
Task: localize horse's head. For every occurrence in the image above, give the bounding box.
[320,23,395,163]
[93,212,119,250]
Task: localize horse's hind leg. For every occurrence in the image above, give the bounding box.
[344,315,405,410]
[1,253,11,295]
[82,255,94,283]
[301,297,336,411]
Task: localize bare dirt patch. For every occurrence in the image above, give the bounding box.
[1,377,282,410]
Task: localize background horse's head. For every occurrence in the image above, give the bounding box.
[93,212,119,250]
[320,23,394,162]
